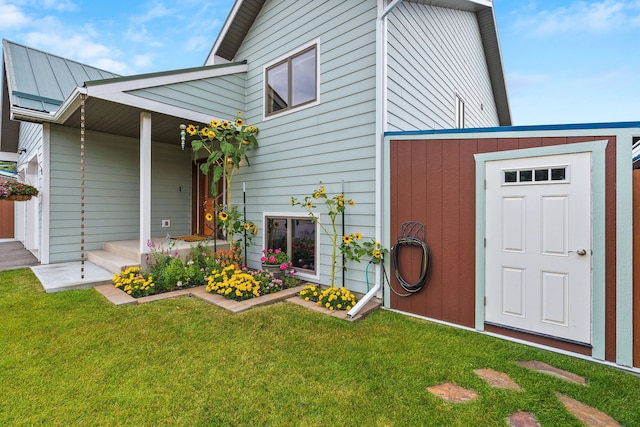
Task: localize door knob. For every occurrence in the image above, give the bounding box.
[571,249,587,256]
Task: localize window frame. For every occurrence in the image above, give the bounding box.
[263,40,320,120]
[455,93,465,129]
[262,212,321,281]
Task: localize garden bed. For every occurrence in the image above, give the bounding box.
[95,282,308,313]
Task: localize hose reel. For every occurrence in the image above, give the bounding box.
[390,221,430,296]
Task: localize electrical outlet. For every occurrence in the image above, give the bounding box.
[162,219,170,228]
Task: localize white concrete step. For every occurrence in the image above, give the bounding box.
[87,249,139,274]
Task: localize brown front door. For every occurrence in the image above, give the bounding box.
[0,198,14,238]
[192,161,223,237]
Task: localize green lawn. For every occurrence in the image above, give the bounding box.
[1,268,639,426]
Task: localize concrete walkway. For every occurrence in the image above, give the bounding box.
[0,240,39,270]
[0,240,113,292]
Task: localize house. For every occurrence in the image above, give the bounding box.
[1,0,509,282]
[9,0,636,371]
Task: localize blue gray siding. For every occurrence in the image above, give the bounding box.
[128,74,247,119]
[48,125,191,262]
[230,0,379,292]
[386,3,500,131]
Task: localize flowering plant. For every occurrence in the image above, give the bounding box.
[291,182,386,288]
[112,266,155,298]
[0,180,39,198]
[206,265,261,301]
[183,112,259,250]
[298,284,357,311]
[260,248,291,271]
[207,204,256,249]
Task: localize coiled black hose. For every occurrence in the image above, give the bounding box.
[391,237,430,294]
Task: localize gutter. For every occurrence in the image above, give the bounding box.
[349,0,403,320]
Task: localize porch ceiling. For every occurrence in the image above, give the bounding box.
[62,97,190,147]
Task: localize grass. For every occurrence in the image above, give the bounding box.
[1,268,639,426]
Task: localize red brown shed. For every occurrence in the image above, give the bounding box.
[384,122,640,371]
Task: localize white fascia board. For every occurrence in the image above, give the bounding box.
[204,0,243,65]
[10,107,55,123]
[86,63,248,96]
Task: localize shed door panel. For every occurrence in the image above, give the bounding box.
[485,152,592,344]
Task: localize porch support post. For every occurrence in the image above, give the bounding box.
[140,112,152,254]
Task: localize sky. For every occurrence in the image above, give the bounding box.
[1,0,639,126]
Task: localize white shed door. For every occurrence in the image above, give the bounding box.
[485,152,592,344]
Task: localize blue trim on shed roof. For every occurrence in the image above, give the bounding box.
[385,121,640,138]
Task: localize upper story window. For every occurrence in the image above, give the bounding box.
[265,43,318,117]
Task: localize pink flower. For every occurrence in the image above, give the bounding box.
[279,263,288,271]
[260,256,267,262]
[274,249,281,254]
[269,255,276,263]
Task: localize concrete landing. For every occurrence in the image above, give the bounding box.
[31,261,113,293]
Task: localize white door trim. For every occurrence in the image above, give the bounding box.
[474,140,608,357]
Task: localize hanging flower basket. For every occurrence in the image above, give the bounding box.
[0,180,39,201]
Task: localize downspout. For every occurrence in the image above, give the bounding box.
[347,0,401,319]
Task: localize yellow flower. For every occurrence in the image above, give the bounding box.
[289,198,295,205]
[244,222,252,230]
[207,129,216,138]
[219,211,229,221]
[221,121,229,129]
[343,235,352,244]
[237,111,242,116]
[372,249,382,259]
[210,119,220,128]
[349,200,355,206]
[186,124,197,135]
[352,232,362,241]
[205,213,213,222]
[305,201,314,208]
[235,118,244,127]
[201,127,209,135]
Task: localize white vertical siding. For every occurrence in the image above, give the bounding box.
[231,0,379,292]
[386,3,500,131]
[48,125,191,263]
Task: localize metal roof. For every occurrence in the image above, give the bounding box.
[2,39,119,113]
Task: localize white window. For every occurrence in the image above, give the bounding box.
[455,94,465,128]
[264,214,319,278]
[265,42,319,117]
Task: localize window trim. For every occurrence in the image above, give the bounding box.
[455,93,465,129]
[263,39,320,121]
[262,212,321,281]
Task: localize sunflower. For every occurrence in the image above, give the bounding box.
[235,118,244,127]
[372,249,382,259]
[186,124,197,135]
[289,198,295,205]
[207,129,216,138]
[210,119,220,128]
[343,235,352,244]
[352,232,362,241]
[244,222,252,230]
[305,201,314,209]
[349,200,355,206]
[221,121,230,130]
[205,213,213,221]
[218,211,229,221]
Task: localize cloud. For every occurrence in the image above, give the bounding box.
[0,3,30,29]
[514,0,640,36]
[40,0,77,12]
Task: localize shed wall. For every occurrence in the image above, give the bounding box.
[389,135,618,361]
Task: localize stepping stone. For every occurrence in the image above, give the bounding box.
[556,393,621,426]
[516,361,587,385]
[474,368,522,391]
[508,411,541,427]
[427,383,477,403]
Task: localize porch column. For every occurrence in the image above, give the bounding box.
[140,112,152,254]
